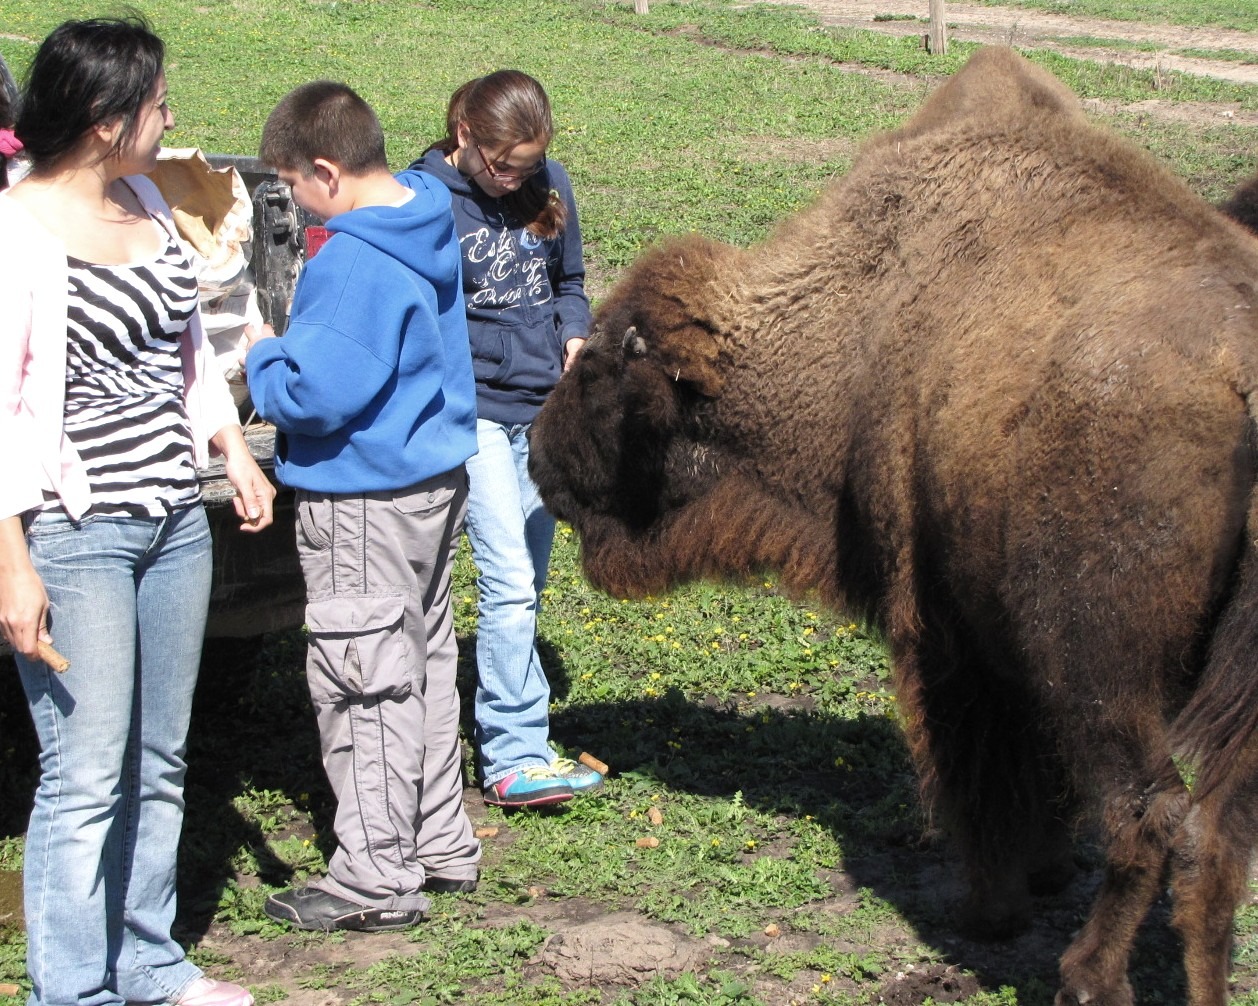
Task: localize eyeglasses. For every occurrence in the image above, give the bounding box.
[473,140,546,182]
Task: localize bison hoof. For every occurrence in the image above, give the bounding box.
[1054,979,1134,1006]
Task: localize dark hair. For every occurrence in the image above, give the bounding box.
[0,55,16,129]
[15,15,164,170]
[435,70,566,239]
[260,80,387,177]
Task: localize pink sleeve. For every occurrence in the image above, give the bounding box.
[0,205,51,519]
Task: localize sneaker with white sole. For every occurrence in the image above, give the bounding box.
[264,885,423,932]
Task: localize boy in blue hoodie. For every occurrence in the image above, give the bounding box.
[244,81,480,932]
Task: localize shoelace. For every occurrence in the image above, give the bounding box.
[519,764,564,781]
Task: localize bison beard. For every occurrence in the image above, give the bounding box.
[530,47,1258,1006]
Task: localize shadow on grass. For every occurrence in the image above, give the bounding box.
[177,631,337,938]
[544,686,1187,1006]
[0,660,38,840]
[0,632,1190,1005]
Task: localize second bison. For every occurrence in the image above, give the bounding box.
[530,47,1258,1006]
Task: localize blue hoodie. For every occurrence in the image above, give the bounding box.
[412,148,592,425]
[246,170,477,493]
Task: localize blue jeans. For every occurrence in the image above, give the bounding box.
[464,419,556,785]
[16,505,212,1006]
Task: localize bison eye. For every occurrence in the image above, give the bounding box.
[622,326,648,359]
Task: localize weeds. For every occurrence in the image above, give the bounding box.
[0,0,1255,1001]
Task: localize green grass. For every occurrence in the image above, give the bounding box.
[5,531,1239,1002]
[1176,46,1258,62]
[1,0,1257,1001]
[1047,36,1258,63]
[1044,34,1163,49]
[2,0,1255,281]
[974,0,1258,32]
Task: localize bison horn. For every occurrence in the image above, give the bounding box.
[623,326,648,358]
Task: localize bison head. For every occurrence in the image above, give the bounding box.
[528,235,759,597]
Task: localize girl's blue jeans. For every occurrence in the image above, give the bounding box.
[16,505,212,1006]
[464,419,557,786]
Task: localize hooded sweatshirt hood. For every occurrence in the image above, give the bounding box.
[326,170,463,286]
[414,148,592,426]
[245,169,477,493]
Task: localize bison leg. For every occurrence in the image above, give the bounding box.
[894,632,1071,938]
[1028,813,1079,896]
[1055,747,1190,1006]
[1169,741,1258,1006]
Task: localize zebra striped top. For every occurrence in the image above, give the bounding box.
[41,228,204,517]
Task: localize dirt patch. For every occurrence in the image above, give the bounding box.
[541,912,708,984]
[877,963,983,1005]
[775,0,1258,84]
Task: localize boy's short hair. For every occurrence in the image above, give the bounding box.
[260,80,387,176]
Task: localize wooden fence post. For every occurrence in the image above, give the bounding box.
[634,0,649,12]
[927,0,948,54]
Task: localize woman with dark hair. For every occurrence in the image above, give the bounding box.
[0,17,273,1006]
[411,70,602,809]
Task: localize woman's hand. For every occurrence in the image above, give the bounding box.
[212,426,278,533]
[0,516,50,659]
[563,336,587,372]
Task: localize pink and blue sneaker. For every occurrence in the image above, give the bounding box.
[483,765,574,808]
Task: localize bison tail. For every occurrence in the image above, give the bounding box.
[1171,512,1258,799]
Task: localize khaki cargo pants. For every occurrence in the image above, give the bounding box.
[295,467,480,912]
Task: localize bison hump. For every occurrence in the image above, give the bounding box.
[877,47,1085,148]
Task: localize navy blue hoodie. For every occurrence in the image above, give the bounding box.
[246,170,477,493]
[413,148,592,425]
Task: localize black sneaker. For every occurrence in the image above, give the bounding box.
[423,875,478,894]
[264,885,423,932]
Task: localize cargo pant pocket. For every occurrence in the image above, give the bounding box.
[392,476,460,516]
[304,594,412,703]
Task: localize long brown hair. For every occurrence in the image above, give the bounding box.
[435,70,567,239]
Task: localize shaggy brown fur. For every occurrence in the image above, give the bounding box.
[529,48,1258,1006]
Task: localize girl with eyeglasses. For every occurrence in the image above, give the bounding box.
[411,70,602,809]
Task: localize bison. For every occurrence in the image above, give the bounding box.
[529,47,1258,1006]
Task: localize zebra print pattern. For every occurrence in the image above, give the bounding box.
[45,230,204,517]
